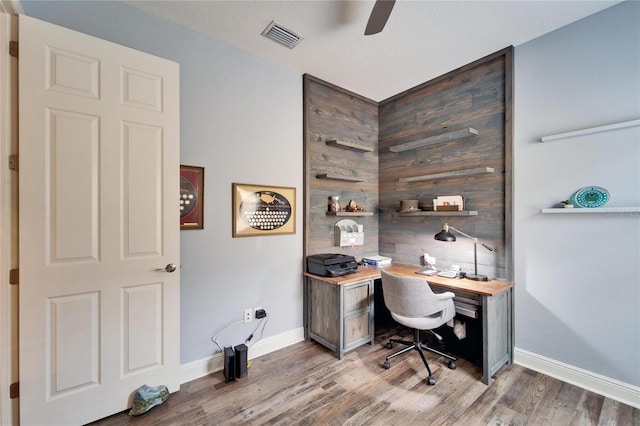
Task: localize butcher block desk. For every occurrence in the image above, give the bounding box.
[304,263,514,385]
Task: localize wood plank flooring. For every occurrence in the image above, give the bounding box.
[91,327,639,425]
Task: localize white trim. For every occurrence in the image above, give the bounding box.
[514,347,640,409]
[180,327,305,384]
[0,11,17,426]
[0,0,22,15]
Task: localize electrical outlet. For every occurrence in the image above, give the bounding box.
[243,308,252,323]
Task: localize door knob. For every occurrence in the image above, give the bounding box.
[157,263,177,273]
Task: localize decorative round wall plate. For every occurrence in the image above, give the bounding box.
[573,186,610,208]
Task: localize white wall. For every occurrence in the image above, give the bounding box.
[21,1,304,364]
[514,0,640,388]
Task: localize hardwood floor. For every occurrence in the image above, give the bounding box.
[91,327,639,425]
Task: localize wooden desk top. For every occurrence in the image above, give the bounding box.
[304,263,514,297]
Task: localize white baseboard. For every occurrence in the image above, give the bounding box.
[514,347,640,409]
[180,326,305,385]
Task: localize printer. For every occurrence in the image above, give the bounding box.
[307,253,358,277]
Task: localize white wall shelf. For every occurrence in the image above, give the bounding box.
[390,127,478,152]
[325,139,374,153]
[398,167,494,183]
[541,207,640,214]
[539,119,640,142]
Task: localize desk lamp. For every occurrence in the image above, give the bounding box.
[434,223,494,281]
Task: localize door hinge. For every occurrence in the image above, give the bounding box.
[9,268,18,285]
[9,41,17,58]
[9,382,18,399]
[8,154,17,171]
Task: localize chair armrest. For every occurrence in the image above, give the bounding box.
[433,291,455,301]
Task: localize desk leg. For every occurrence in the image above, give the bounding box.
[481,289,512,386]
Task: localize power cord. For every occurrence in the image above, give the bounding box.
[245,313,269,347]
[210,319,244,353]
[210,312,269,353]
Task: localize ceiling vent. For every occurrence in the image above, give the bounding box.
[261,21,302,49]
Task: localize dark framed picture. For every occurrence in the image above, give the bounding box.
[180,165,204,230]
[232,183,296,237]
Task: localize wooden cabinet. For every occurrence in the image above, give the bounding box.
[429,283,513,385]
[307,277,374,359]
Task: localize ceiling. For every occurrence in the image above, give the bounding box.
[123,0,620,101]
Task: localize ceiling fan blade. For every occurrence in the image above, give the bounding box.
[364,0,396,35]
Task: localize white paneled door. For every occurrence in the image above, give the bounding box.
[18,16,180,425]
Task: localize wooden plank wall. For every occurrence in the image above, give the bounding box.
[303,75,379,261]
[378,49,513,279]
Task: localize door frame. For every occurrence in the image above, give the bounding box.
[0,3,19,425]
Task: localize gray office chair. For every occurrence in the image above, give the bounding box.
[381,270,457,385]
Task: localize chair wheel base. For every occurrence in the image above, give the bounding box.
[448,360,457,370]
[427,377,436,386]
[383,361,390,369]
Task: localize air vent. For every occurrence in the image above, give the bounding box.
[261,21,302,49]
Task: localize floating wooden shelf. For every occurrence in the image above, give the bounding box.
[397,210,478,216]
[326,211,374,216]
[316,173,364,182]
[326,139,374,152]
[541,207,640,214]
[398,167,495,183]
[389,127,478,152]
[540,119,640,142]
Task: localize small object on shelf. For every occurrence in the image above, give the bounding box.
[433,195,463,211]
[560,200,574,208]
[389,127,478,152]
[325,139,374,152]
[572,186,609,208]
[398,199,420,213]
[435,205,460,211]
[345,199,366,212]
[328,195,340,212]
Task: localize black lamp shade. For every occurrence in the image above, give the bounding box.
[434,229,456,242]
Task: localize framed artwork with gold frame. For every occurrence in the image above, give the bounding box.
[232,183,296,237]
[180,165,204,230]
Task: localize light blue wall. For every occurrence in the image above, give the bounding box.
[20,1,304,364]
[514,1,640,386]
[23,0,640,389]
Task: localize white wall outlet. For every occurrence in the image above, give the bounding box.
[243,308,252,323]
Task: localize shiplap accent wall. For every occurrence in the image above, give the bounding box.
[303,49,513,280]
[378,49,513,279]
[303,75,379,260]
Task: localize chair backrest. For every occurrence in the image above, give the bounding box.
[381,270,447,318]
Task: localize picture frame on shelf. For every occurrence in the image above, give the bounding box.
[232,183,296,237]
[180,165,204,230]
